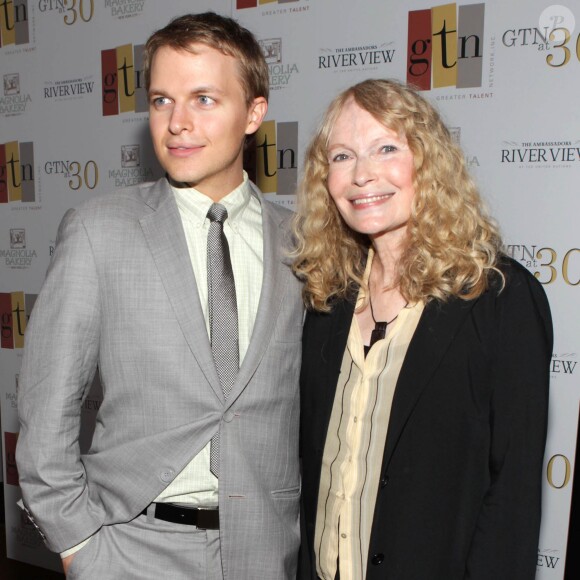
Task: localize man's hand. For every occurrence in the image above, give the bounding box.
[62,553,75,576]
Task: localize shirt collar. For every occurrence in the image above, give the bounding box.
[356,248,375,309]
[171,171,254,229]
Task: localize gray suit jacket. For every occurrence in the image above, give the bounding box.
[16,178,303,579]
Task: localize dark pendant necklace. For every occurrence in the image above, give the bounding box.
[368,292,401,349]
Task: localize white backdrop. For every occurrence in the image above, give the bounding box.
[1,0,577,576]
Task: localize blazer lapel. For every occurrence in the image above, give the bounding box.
[323,298,356,407]
[227,193,290,404]
[138,179,223,402]
[382,296,477,468]
[313,297,356,454]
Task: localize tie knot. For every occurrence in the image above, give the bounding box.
[207,203,228,225]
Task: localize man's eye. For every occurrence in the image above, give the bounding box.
[152,97,170,107]
[198,95,215,106]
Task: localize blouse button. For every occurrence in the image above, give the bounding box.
[371,553,385,566]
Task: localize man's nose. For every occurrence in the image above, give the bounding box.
[169,104,193,134]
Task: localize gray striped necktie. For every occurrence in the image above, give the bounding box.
[207,203,239,477]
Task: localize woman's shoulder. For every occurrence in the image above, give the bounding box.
[482,255,551,320]
[494,254,545,293]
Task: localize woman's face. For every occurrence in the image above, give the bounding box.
[326,98,415,244]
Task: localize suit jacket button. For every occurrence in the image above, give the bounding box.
[371,553,385,566]
[223,410,235,423]
[159,468,175,483]
[380,476,389,488]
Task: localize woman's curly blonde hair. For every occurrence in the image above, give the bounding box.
[292,79,503,312]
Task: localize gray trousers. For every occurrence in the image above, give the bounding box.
[66,512,223,580]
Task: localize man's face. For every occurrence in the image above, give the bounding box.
[148,44,267,201]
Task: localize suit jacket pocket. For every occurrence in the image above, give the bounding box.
[66,532,99,579]
[270,484,301,499]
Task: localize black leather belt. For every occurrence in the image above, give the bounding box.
[141,503,219,529]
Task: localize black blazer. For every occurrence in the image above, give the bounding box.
[300,258,553,580]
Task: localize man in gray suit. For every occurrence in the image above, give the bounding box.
[16,13,302,579]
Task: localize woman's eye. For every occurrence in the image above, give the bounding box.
[379,145,397,154]
[331,153,350,162]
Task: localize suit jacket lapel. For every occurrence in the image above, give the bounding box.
[138,178,223,402]
[228,193,288,404]
[382,296,477,468]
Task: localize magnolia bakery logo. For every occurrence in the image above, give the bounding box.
[107,144,154,188]
[259,37,299,91]
[105,0,146,20]
[1,228,37,269]
[448,126,480,168]
[4,374,18,410]
[1,73,31,116]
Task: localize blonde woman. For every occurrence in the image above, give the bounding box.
[295,79,552,580]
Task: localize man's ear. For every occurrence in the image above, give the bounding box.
[246,97,268,135]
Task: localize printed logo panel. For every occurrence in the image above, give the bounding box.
[0,0,29,48]
[101,44,147,116]
[2,227,37,269]
[0,291,36,349]
[505,244,580,287]
[237,0,299,8]
[501,6,580,71]
[407,3,484,90]
[255,120,298,195]
[0,141,35,203]
[1,72,31,116]
[4,432,19,486]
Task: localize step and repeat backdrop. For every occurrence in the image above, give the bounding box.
[1,0,578,576]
